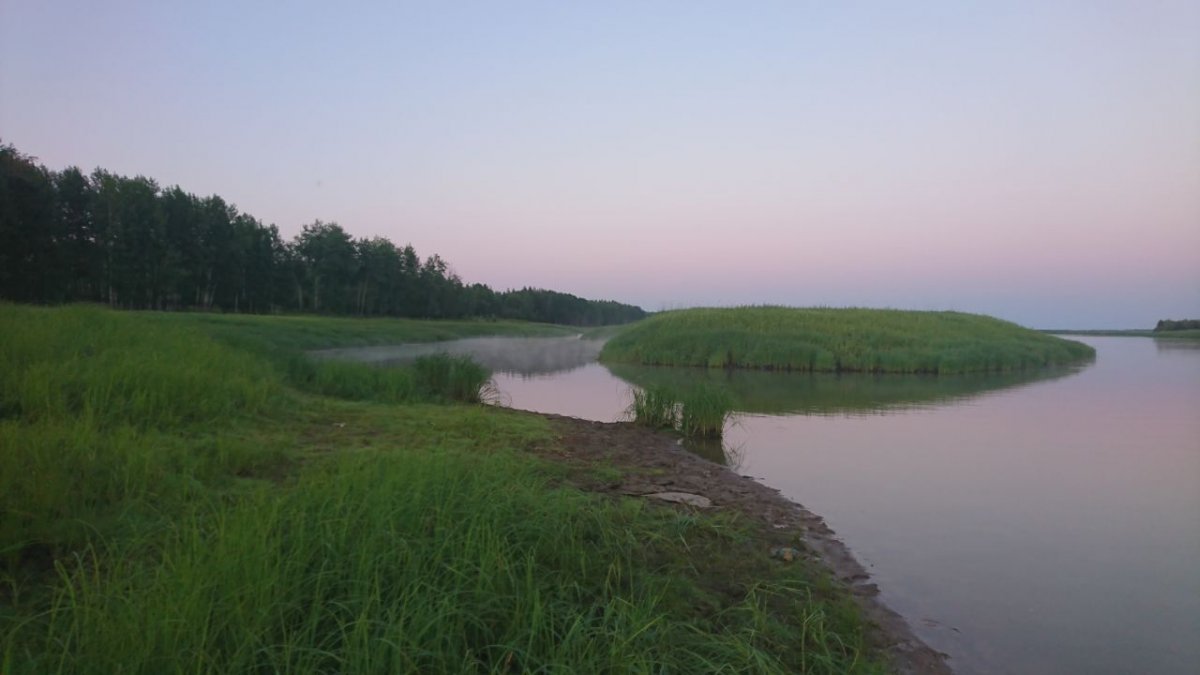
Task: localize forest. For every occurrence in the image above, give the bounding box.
[0,143,645,326]
[1154,319,1200,332]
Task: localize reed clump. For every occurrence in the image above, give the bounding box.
[629,386,679,429]
[603,306,1095,374]
[678,385,734,439]
[629,384,733,439]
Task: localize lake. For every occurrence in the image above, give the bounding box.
[316,335,1200,674]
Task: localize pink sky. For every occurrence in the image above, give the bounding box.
[2,1,1197,327]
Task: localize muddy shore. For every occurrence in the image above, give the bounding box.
[532,413,951,675]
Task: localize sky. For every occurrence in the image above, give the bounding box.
[2,1,1197,328]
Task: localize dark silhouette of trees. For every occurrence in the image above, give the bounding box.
[1154,319,1200,332]
[0,141,645,325]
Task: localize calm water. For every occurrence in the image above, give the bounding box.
[321,336,1200,674]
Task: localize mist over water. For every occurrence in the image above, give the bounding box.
[312,336,605,376]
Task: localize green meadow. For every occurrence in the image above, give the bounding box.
[1,304,882,674]
[602,306,1095,374]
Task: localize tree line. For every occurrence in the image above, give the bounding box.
[0,143,645,325]
[1154,319,1200,332]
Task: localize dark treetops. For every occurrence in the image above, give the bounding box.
[0,142,644,326]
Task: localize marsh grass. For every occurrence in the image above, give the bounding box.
[602,306,1096,374]
[410,353,492,403]
[678,385,734,439]
[629,386,678,429]
[291,353,491,404]
[140,310,575,352]
[629,384,733,439]
[10,448,875,674]
[1,304,884,674]
[0,305,495,571]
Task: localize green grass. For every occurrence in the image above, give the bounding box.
[628,386,679,429]
[628,385,733,439]
[1,304,884,674]
[139,310,577,351]
[147,309,560,406]
[602,306,1095,374]
[678,386,734,439]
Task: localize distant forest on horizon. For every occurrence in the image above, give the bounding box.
[0,142,646,326]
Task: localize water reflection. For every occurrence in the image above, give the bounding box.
[605,362,1085,416]
[1154,336,1200,352]
[679,436,746,470]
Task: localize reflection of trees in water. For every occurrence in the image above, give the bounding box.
[605,362,1088,416]
[1154,337,1200,353]
[312,337,607,376]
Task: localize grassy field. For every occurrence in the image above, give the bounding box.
[1,304,883,674]
[602,307,1095,374]
[139,310,576,351]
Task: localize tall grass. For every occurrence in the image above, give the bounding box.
[1,304,884,673]
[628,386,678,429]
[628,384,733,439]
[602,306,1096,374]
[289,353,491,404]
[5,446,880,674]
[0,305,286,567]
[678,385,734,439]
[139,310,576,351]
[0,305,492,570]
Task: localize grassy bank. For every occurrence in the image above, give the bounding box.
[139,310,576,351]
[1,304,883,674]
[143,310,571,405]
[602,306,1095,374]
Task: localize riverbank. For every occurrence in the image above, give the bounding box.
[530,413,951,675]
[2,304,929,673]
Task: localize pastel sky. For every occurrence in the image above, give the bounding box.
[2,1,1197,328]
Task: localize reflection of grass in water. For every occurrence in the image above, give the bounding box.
[682,436,746,470]
[609,362,1084,416]
[602,307,1095,373]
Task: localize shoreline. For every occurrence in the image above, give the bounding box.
[532,413,951,674]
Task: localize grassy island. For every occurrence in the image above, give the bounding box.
[1,304,886,674]
[601,307,1095,374]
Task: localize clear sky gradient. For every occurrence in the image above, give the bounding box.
[2,1,1197,328]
